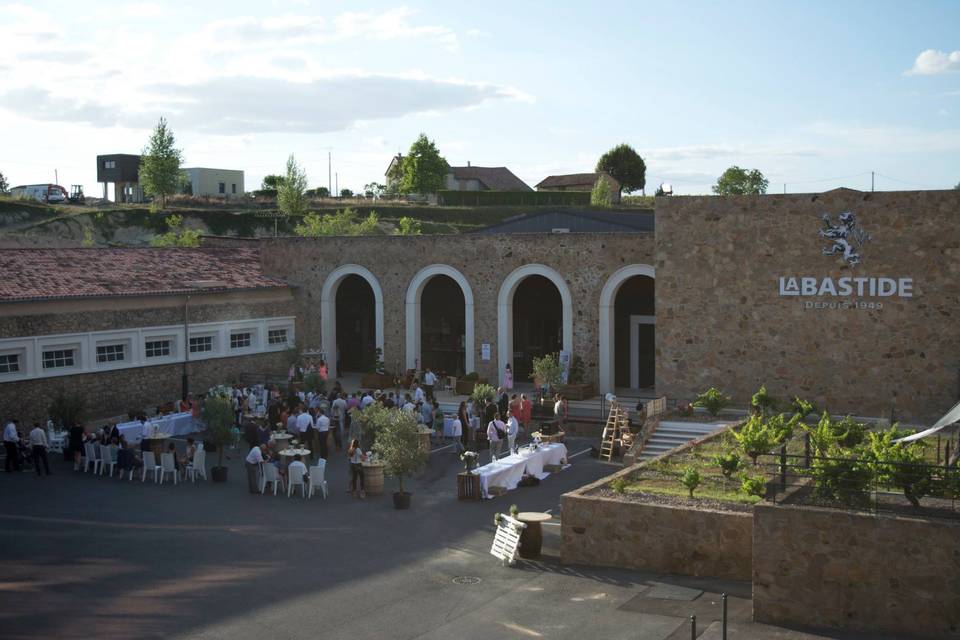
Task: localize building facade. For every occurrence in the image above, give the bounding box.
[96,154,143,203]
[183,167,245,198]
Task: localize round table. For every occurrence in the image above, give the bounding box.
[279,448,311,458]
[270,433,294,449]
[516,512,552,559]
[143,433,171,457]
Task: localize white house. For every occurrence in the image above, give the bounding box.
[183,168,245,198]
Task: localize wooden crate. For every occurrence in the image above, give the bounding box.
[487,485,508,497]
[457,472,482,500]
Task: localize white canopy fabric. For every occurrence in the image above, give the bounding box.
[894,400,960,443]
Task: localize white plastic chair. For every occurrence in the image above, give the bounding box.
[308,459,328,499]
[142,451,161,483]
[186,449,207,483]
[84,443,100,474]
[99,445,117,477]
[287,464,306,498]
[260,463,283,495]
[159,452,178,485]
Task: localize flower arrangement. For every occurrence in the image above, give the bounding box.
[207,384,234,400]
[460,450,478,471]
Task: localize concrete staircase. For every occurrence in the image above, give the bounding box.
[638,421,727,461]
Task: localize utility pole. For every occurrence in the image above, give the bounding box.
[335,172,338,198]
[328,151,332,197]
[871,171,875,192]
[54,169,58,185]
[783,183,786,194]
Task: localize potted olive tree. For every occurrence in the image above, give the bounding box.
[558,355,595,400]
[202,389,235,482]
[373,408,428,509]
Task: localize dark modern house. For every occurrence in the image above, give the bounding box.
[97,154,143,203]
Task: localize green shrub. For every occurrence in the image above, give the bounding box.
[462,371,479,381]
[201,394,235,469]
[714,450,743,478]
[750,385,776,416]
[509,504,519,517]
[733,415,777,464]
[680,467,701,498]
[568,355,586,385]
[810,444,872,502]
[530,353,563,393]
[610,477,628,494]
[372,408,428,495]
[863,426,932,508]
[470,383,496,405]
[791,397,816,420]
[806,412,866,453]
[693,387,731,416]
[741,474,766,498]
[48,390,86,428]
[766,413,800,445]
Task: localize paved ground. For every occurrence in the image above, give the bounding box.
[0,436,902,640]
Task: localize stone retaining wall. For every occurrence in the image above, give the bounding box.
[560,466,752,581]
[753,503,960,639]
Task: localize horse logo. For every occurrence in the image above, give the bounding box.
[819,212,870,266]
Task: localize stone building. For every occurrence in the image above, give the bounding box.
[0,247,294,421]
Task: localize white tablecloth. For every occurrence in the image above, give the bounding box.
[472,443,568,498]
[442,416,460,437]
[117,412,195,442]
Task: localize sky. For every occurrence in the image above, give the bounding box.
[0,0,958,197]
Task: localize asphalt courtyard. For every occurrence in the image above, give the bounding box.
[1,437,901,640]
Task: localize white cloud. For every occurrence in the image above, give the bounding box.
[804,121,960,153]
[122,2,163,17]
[645,144,820,161]
[907,49,960,75]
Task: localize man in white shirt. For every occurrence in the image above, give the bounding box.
[450,416,464,454]
[412,382,425,405]
[506,413,519,454]
[245,444,265,493]
[4,419,21,472]
[486,414,506,463]
[401,394,416,413]
[295,408,312,441]
[360,392,375,409]
[287,454,309,494]
[28,422,51,476]
[314,408,331,459]
[331,393,347,450]
[423,369,437,401]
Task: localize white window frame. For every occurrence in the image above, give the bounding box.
[188,334,216,357]
[144,338,173,359]
[141,330,181,365]
[0,349,25,378]
[267,328,289,347]
[265,321,295,351]
[95,342,127,364]
[41,345,80,372]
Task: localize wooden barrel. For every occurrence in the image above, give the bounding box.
[363,463,384,496]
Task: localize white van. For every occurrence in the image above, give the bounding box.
[10,184,68,203]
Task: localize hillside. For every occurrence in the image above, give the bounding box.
[0,197,650,247]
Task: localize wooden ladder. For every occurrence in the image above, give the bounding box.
[599,401,627,461]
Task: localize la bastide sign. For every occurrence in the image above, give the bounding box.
[778,212,913,311]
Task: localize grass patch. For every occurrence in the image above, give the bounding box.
[622,476,763,505]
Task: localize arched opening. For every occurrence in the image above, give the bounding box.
[419,275,466,376]
[497,264,572,384]
[614,275,655,389]
[512,275,563,381]
[598,264,655,394]
[321,264,384,380]
[335,274,376,373]
[405,264,475,376]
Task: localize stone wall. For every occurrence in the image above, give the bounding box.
[0,290,293,422]
[753,503,960,639]
[560,467,752,580]
[255,232,656,386]
[656,189,960,421]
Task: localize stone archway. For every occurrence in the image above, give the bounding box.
[497,264,573,381]
[404,264,475,375]
[321,264,384,380]
[598,264,655,394]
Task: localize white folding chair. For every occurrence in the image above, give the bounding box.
[260,463,283,495]
[99,444,117,477]
[142,451,161,483]
[159,452,178,485]
[186,449,207,483]
[308,459,328,499]
[84,443,100,474]
[287,465,306,498]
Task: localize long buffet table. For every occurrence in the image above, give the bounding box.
[116,412,196,443]
[471,443,568,499]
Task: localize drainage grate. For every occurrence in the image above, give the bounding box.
[452,576,482,585]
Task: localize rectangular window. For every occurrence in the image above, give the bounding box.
[0,354,20,373]
[96,343,126,363]
[231,183,237,194]
[189,336,213,353]
[145,340,171,358]
[218,182,225,194]
[230,332,252,349]
[268,329,288,346]
[104,160,116,169]
[42,349,75,369]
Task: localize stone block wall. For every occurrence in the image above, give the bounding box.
[656,189,960,421]
[256,233,656,386]
[753,503,960,639]
[560,467,753,580]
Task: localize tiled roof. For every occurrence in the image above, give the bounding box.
[448,166,532,191]
[535,172,619,190]
[0,247,289,302]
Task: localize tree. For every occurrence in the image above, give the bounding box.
[294,207,380,236]
[202,389,236,474]
[151,214,201,247]
[712,166,768,195]
[306,186,330,198]
[340,188,354,198]
[400,133,449,195]
[733,415,777,464]
[277,154,308,218]
[0,171,9,194]
[395,216,422,235]
[364,182,386,198]
[261,174,285,190]
[863,427,932,508]
[372,408,428,497]
[955,180,960,190]
[139,117,183,209]
[590,175,614,207]
[596,143,646,195]
[693,387,731,416]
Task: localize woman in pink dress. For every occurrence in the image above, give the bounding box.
[502,364,513,390]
